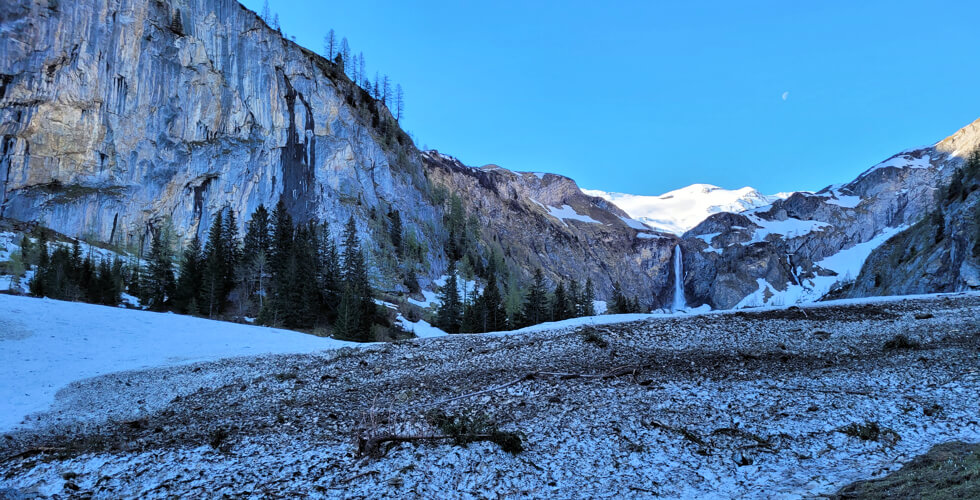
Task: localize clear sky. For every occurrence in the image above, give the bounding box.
[241,0,980,195]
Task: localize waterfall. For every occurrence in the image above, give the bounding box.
[672,244,686,311]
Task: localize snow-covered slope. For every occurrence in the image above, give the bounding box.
[582,184,787,235]
[0,294,351,432]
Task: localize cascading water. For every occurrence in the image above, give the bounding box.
[672,244,687,311]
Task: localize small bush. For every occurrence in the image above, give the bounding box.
[273,371,298,382]
[884,334,920,351]
[208,427,228,448]
[425,410,524,454]
[839,421,900,443]
[580,326,608,348]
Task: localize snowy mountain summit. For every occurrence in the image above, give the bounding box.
[582,184,787,235]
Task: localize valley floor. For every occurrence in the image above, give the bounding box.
[1,293,979,498]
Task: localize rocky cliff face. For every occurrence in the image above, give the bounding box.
[848,152,980,296]
[422,152,678,302]
[0,0,680,302]
[681,118,980,309]
[0,0,442,265]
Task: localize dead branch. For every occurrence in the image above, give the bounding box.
[340,469,379,483]
[768,385,872,396]
[647,420,707,447]
[420,366,643,410]
[2,446,67,462]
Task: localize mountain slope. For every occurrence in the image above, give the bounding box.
[0,0,673,304]
[422,152,677,301]
[848,150,980,296]
[582,184,786,235]
[680,118,980,309]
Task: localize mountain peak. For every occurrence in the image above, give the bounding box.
[935,116,980,158]
[582,184,783,235]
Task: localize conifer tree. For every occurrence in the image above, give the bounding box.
[340,216,374,340]
[551,281,570,321]
[521,269,548,327]
[29,232,49,297]
[478,268,506,332]
[261,201,295,325]
[333,283,359,339]
[145,229,175,311]
[316,222,342,318]
[395,84,404,121]
[436,261,462,333]
[174,235,203,314]
[340,38,351,74]
[582,278,596,316]
[610,281,628,314]
[221,208,241,299]
[241,204,271,310]
[202,212,227,318]
[323,29,336,59]
[388,208,403,257]
[568,280,581,317]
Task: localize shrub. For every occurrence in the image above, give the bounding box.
[425,410,524,454]
[883,334,920,351]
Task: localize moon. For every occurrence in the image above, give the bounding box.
[781,91,789,101]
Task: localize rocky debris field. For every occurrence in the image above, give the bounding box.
[1,294,979,498]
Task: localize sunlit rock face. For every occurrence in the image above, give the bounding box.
[0,0,437,256]
[681,119,980,309]
[0,0,681,302]
[421,152,679,302]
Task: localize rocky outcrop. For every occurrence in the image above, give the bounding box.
[849,156,980,296]
[681,118,980,309]
[0,0,680,302]
[0,0,441,269]
[423,152,678,303]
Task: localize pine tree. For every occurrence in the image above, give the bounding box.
[381,75,391,106]
[272,13,280,31]
[145,229,175,311]
[201,212,227,318]
[610,281,628,314]
[29,232,48,297]
[388,208,403,257]
[324,29,336,59]
[340,216,374,340]
[174,235,203,313]
[221,208,241,302]
[333,283,359,339]
[436,261,462,333]
[241,204,271,310]
[568,280,581,317]
[551,281,569,321]
[260,0,270,22]
[521,269,548,327]
[316,222,341,318]
[96,257,120,306]
[261,201,294,325]
[395,84,404,121]
[582,278,596,316]
[358,52,366,87]
[479,270,506,332]
[340,38,351,75]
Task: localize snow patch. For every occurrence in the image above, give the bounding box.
[0,294,352,432]
[583,185,787,235]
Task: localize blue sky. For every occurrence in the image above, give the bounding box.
[242,0,980,195]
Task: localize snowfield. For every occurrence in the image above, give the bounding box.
[583,184,788,235]
[0,294,352,433]
[1,292,978,498]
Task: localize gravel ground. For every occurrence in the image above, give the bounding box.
[1,293,979,498]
